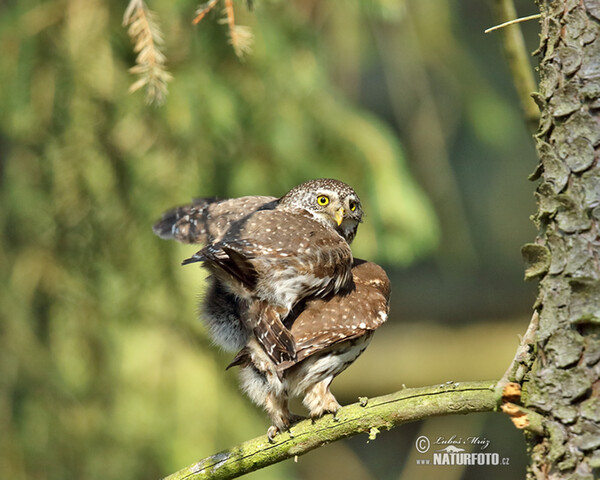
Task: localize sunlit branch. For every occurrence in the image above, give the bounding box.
[163,381,499,480]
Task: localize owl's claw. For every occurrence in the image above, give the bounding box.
[267,413,306,442]
[267,426,279,443]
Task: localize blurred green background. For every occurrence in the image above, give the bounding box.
[1,0,540,479]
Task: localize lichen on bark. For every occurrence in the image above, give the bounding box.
[523,1,600,478]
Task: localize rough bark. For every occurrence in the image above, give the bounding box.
[520,1,600,478]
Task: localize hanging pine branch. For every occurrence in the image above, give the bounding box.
[123,0,172,105]
[122,0,254,102]
[193,0,253,58]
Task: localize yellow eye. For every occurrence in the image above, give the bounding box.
[349,201,357,212]
[317,195,330,206]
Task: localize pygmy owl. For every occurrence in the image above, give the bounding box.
[158,179,363,364]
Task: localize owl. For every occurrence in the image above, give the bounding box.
[225,259,391,440]
[155,179,363,364]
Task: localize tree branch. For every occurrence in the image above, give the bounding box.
[489,0,539,133]
[163,380,500,480]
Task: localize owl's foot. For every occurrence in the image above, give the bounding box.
[267,413,305,442]
[303,379,341,419]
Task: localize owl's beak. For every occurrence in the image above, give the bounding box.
[335,207,345,226]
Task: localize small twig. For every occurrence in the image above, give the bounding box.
[485,14,542,34]
[193,0,220,25]
[490,0,539,133]
[501,402,545,436]
[222,0,253,58]
[193,0,253,58]
[496,310,539,395]
[163,381,499,480]
[223,0,236,34]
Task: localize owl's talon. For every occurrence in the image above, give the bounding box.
[267,426,279,443]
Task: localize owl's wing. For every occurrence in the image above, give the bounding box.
[184,210,359,366]
[277,260,390,371]
[152,198,219,243]
[184,209,355,294]
[184,240,259,291]
[226,346,250,370]
[152,196,278,244]
[185,240,298,364]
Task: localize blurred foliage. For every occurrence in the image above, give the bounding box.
[0,0,538,479]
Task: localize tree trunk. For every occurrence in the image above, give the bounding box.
[522,1,600,478]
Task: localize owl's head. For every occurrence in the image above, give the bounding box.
[280,178,363,243]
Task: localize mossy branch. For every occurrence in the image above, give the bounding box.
[163,380,500,480]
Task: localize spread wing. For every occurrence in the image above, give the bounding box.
[152,196,278,244]
[183,209,355,301]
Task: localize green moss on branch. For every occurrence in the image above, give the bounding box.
[164,380,499,480]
